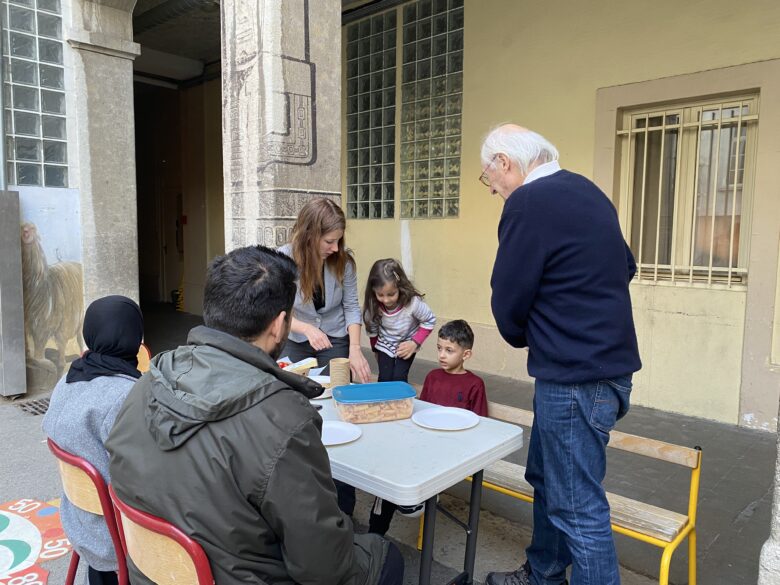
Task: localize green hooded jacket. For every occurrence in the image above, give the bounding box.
[107,325,388,585]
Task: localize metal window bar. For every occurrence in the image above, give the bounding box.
[688,107,705,284]
[635,114,650,280]
[616,115,757,135]
[652,115,667,282]
[669,112,684,284]
[727,104,744,286]
[705,104,724,286]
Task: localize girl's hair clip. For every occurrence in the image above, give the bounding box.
[392,270,400,281]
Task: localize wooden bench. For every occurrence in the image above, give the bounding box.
[418,400,702,585]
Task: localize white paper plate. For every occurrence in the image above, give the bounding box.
[321,421,362,446]
[309,375,332,399]
[412,407,480,431]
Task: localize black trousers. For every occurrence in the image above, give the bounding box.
[88,567,118,585]
[368,498,398,536]
[282,335,350,376]
[376,350,416,383]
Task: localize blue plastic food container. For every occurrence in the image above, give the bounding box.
[332,382,416,423]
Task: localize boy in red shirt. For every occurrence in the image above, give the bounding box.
[420,319,488,416]
[368,320,487,535]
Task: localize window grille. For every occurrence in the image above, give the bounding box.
[617,96,758,286]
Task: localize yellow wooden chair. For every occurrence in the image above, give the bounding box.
[109,485,215,585]
[137,343,152,373]
[47,439,128,585]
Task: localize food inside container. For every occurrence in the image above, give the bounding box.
[332,382,416,424]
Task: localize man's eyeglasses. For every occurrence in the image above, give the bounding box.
[479,155,498,187]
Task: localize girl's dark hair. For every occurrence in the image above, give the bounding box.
[363,258,423,330]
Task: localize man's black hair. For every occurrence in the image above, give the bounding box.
[203,246,298,341]
[438,319,474,349]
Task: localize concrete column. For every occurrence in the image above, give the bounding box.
[221,0,342,251]
[759,400,780,583]
[67,0,141,303]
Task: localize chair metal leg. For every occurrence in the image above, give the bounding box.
[417,516,424,551]
[659,545,673,585]
[688,528,697,585]
[65,551,80,585]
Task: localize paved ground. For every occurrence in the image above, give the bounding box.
[1,302,774,584]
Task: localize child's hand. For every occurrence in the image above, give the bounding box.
[396,340,418,359]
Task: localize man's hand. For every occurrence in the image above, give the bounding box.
[396,340,418,359]
[305,325,332,351]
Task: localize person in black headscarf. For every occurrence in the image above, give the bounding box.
[43,295,144,585]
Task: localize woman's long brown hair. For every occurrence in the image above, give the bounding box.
[291,198,352,303]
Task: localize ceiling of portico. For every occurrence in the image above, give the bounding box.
[131,0,391,83]
[133,0,221,71]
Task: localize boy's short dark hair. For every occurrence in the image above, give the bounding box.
[438,319,474,350]
[203,246,298,342]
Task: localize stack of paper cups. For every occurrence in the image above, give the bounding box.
[330,358,351,387]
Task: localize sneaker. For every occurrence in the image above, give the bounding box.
[396,494,438,518]
[485,564,532,585]
[486,562,568,585]
[396,502,425,518]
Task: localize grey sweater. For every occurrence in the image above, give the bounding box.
[42,373,136,571]
[278,244,362,343]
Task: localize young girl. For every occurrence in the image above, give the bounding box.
[364,259,436,535]
[363,258,436,383]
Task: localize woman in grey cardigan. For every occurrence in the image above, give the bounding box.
[279,198,371,518]
[43,295,143,585]
[279,197,371,384]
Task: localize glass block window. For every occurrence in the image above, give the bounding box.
[399,0,462,218]
[3,0,67,187]
[345,10,397,220]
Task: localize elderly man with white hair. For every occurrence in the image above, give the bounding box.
[481,124,642,585]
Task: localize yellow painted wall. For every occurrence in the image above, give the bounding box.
[181,78,224,316]
[631,285,746,423]
[343,0,780,425]
[204,80,225,264]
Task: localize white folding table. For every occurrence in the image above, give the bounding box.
[317,399,524,585]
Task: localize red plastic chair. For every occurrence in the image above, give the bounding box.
[46,439,128,585]
[109,485,214,585]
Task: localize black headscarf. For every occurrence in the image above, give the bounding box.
[66,295,145,383]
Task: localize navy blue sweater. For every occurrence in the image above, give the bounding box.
[490,170,641,384]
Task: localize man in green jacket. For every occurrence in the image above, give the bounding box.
[107,245,403,585]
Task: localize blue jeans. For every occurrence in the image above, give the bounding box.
[525,376,632,585]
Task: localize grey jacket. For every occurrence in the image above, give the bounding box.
[278,244,362,343]
[106,325,388,585]
[42,373,136,571]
